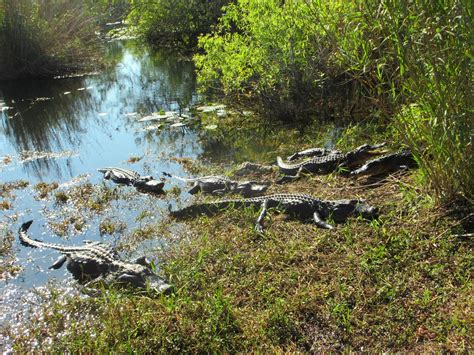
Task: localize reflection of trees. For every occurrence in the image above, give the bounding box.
[0,40,199,180]
[0,76,94,179]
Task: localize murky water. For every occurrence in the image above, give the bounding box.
[0,40,223,344]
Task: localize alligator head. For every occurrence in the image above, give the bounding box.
[354,201,379,220]
[114,256,174,295]
[344,142,387,169]
[234,181,270,197]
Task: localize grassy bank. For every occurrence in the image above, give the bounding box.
[5,118,472,352]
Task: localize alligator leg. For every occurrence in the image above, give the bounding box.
[276,169,302,184]
[49,255,67,269]
[255,200,268,233]
[313,211,334,229]
[188,184,201,194]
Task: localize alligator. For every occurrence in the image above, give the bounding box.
[350,150,417,177]
[170,193,378,231]
[287,147,342,161]
[163,172,269,197]
[98,167,164,193]
[19,220,173,294]
[276,143,386,179]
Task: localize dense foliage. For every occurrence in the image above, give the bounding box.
[0,0,124,80]
[127,0,233,50]
[194,0,473,203]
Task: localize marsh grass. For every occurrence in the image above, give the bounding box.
[0,0,102,80]
[7,169,472,352]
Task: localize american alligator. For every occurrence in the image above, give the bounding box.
[276,143,386,178]
[171,193,378,231]
[287,147,342,161]
[98,167,164,193]
[163,172,269,196]
[19,220,173,294]
[350,150,417,177]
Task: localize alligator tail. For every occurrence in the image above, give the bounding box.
[18,220,40,248]
[276,157,299,175]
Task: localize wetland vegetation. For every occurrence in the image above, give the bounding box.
[1,0,472,352]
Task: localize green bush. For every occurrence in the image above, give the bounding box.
[0,0,102,80]
[195,0,473,203]
[127,0,233,50]
[195,1,353,121]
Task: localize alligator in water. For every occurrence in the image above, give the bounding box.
[276,143,386,180]
[98,167,164,193]
[19,220,173,294]
[287,147,342,161]
[163,172,269,196]
[170,193,378,231]
[350,150,417,177]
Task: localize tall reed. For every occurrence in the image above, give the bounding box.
[369,0,472,203]
[0,0,101,80]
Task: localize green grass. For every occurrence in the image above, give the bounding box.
[7,169,472,352]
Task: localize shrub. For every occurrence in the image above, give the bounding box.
[195,0,473,203]
[127,0,233,50]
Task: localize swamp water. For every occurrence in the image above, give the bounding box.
[0,40,342,349]
[0,40,238,349]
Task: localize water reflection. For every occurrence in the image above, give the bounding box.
[0,40,198,182]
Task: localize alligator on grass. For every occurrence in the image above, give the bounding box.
[19,220,173,294]
[287,147,342,161]
[170,193,378,231]
[98,167,164,193]
[350,150,418,177]
[163,172,269,197]
[276,143,386,181]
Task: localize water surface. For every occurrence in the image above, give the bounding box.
[0,41,208,340]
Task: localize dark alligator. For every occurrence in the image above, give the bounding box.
[276,143,386,179]
[98,167,164,193]
[287,147,342,161]
[350,150,417,177]
[171,193,378,231]
[19,220,173,294]
[163,172,269,197]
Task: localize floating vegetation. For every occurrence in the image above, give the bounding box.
[49,216,86,237]
[34,182,59,200]
[19,150,78,164]
[54,191,69,204]
[127,156,142,164]
[0,225,21,279]
[0,180,29,198]
[1,155,12,165]
[0,200,12,210]
[99,218,126,236]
